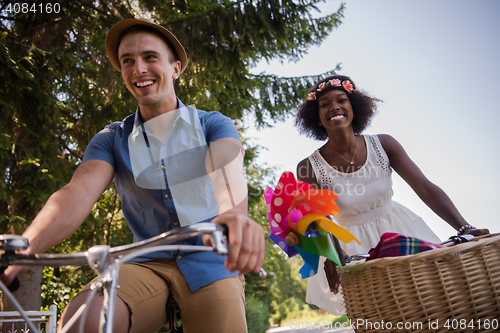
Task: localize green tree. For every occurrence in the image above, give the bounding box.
[246,188,314,330]
[0,0,343,322]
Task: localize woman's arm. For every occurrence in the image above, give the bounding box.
[378,134,488,235]
[296,158,320,188]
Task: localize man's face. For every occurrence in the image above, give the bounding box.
[118,31,181,109]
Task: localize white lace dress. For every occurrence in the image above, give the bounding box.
[305,134,441,314]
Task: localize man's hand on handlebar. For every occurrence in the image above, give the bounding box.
[0,265,26,291]
[203,212,265,275]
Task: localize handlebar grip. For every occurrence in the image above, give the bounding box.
[7,277,20,292]
[0,266,20,292]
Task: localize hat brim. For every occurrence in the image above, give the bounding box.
[105,18,188,73]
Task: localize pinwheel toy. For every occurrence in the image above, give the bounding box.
[265,171,360,278]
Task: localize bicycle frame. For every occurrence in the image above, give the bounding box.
[0,223,245,333]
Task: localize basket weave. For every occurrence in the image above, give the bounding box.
[339,234,500,333]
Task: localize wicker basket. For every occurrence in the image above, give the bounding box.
[339,234,500,333]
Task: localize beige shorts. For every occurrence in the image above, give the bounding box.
[80,259,247,333]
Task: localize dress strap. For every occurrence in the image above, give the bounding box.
[308,151,332,190]
[368,135,391,174]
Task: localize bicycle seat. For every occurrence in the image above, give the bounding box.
[0,235,29,251]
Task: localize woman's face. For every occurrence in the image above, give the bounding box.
[317,89,354,132]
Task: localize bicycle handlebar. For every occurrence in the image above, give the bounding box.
[0,223,227,268]
[0,222,266,333]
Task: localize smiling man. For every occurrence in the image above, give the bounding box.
[1,18,264,333]
[115,25,181,117]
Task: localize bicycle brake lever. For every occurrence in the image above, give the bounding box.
[211,229,228,256]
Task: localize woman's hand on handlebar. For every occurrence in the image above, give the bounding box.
[462,227,490,236]
[204,212,265,275]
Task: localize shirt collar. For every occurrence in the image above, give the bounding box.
[132,97,192,133]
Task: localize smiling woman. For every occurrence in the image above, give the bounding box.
[296,75,379,141]
[293,74,490,316]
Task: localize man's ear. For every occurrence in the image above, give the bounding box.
[172,60,181,80]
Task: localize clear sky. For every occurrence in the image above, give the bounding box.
[246,0,500,241]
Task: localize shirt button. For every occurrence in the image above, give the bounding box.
[173,221,179,225]
[165,194,169,199]
[177,256,182,260]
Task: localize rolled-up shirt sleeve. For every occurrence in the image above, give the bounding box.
[82,123,118,169]
[203,111,240,144]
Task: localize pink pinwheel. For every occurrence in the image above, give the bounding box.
[266,172,360,278]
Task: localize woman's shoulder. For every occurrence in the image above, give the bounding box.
[297,155,314,175]
[297,148,322,164]
[296,154,319,187]
[367,134,398,150]
[374,133,395,141]
[297,156,310,167]
[367,134,408,162]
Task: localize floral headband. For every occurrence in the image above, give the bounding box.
[307,79,356,101]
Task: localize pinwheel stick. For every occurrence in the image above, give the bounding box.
[285,233,299,246]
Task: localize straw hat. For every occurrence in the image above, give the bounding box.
[105,18,188,73]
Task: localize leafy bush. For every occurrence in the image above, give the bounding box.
[246,295,270,333]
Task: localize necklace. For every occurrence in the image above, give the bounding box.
[328,138,358,165]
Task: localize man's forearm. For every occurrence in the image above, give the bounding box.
[22,184,94,254]
[22,159,114,254]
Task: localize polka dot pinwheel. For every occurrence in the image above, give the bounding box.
[265,172,360,278]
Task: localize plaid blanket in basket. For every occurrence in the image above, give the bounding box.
[367,232,443,261]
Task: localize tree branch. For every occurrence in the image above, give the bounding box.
[163,0,246,27]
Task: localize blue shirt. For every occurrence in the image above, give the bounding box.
[82,98,240,291]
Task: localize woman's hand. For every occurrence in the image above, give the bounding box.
[462,227,490,236]
[324,258,341,294]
